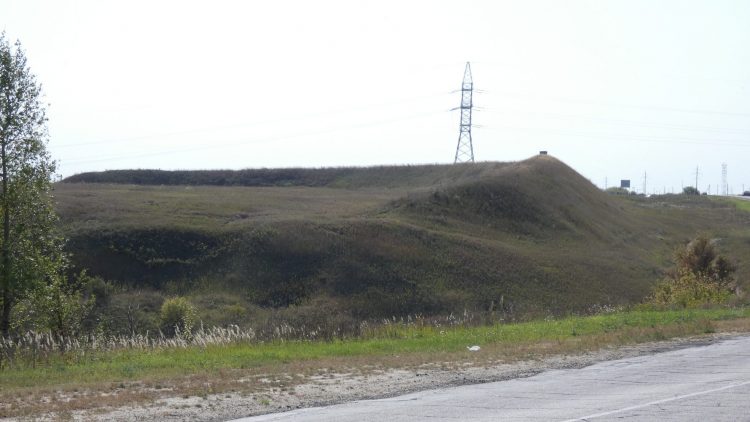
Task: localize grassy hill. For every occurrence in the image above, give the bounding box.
[55,156,750,333]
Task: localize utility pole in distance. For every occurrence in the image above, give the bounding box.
[454,62,474,163]
[695,166,700,191]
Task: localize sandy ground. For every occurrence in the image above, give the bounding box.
[18,332,739,422]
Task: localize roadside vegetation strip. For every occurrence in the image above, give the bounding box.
[729,197,750,213]
[1,308,748,391]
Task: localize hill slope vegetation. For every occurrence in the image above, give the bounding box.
[56,156,750,331]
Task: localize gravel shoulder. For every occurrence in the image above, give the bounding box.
[42,331,746,422]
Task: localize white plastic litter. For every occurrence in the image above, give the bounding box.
[467,345,481,352]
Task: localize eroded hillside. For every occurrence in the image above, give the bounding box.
[55,156,750,328]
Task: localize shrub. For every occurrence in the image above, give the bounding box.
[80,275,116,333]
[648,236,737,308]
[99,290,162,336]
[674,236,736,287]
[605,187,629,195]
[649,270,731,308]
[682,186,700,195]
[160,296,197,336]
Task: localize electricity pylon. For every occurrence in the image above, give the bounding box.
[454,62,474,163]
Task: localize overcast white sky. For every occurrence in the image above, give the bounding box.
[2,0,749,193]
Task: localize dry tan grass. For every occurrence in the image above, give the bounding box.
[54,183,407,232]
[3,317,749,419]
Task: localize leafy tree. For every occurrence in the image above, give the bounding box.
[682,186,700,195]
[11,272,95,340]
[0,33,65,336]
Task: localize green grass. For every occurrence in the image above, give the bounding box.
[729,198,750,213]
[2,308,747,390]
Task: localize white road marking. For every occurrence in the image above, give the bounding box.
[560,379,750,422]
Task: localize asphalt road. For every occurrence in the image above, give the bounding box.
[237,335,750,421]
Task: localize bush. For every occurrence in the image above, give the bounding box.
[649,270,731,308]
[101,290,163,336]
[605,187,629,195]
[80,275,116,333]
[160,296,197,336]
[648,236,737,308]
[743,191,750,197]
[674,236,736,287]
[682,186,700,195]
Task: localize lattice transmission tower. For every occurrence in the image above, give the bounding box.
[454,62,474,163]
[722,163,728,196]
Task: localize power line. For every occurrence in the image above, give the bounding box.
[470,60,749,90]
[486,89,750,118]
[479,107,750,136]
[477,124,750,148]
[51,91,454,149]
[61,109,448,166]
